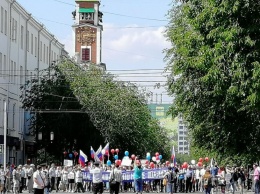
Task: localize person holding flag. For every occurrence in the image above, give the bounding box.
[171,146,176,166]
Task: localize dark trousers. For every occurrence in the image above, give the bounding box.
[186,177,192,193]
[179,179,185,192]
[34,188,44,194]
[76,182,84,192]
[93,182,103,194]
[56,177,61,191]
[50,177,55,191]
[110,182,120,194]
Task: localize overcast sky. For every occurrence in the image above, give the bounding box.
[17,0,173,104]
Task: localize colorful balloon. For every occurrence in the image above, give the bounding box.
[114,154,118,160]
[199,158,203,162]
[146,155,151,160]
[159,155,162,160]
[124,151,129,156]
[69,153,73,158]
[107,160,112,166]
[205,157,209,162]
[115,148,119,153]
[111,149,115,154]
[165,161,170,166]
[155,152,159,156]
[198,162,203,167]
[131,154,136,160]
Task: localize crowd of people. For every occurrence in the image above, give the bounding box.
[0,161,257,194]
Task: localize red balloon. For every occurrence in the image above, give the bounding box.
[156,156,159,160]
[63,151,67,155]
[111,149,115,154]
[115,148,119,153]
[165,161,170,166]
[145,160,149,164]
[155,152,159,156]
[198,162,203,167]
[205,157,209,162]
[199,158,203,162]
[105,150,109,154]
[74,152,78,156]
[131,154,136,160]
[150,162,155,168]
[183,162,188,168]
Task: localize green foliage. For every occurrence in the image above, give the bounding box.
[166,0,260,164]
[59,61,171,158]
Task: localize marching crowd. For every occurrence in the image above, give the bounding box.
[0,161,257,194]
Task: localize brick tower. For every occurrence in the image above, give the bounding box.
[72,0,104,67]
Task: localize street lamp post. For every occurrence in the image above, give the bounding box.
[38,131,54,164]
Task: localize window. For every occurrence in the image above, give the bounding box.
[0,53,2,74]
[12,104,15,130]
[21,25,24,49]
[43,44,46,63]
[31,33,33,54]
[15,20,17,42]
[179,142,183,145]
[11,18,14,40]
[46,46,49,64]
[1,7,3,33]
[10,60,13,82]
[3,55,6,75]
[179,120,183,124]
[20,66,23,84]
[179,125,183,129]
[40,41,42,61]
[179,131,183,135]
[4,10,7,35]
[26,30,29,51]
[179,136,183,140]
[51,50,53,62]
[13,62,16,83]
[35,37,37,57]
[82,48,90,61]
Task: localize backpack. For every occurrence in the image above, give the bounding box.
[204,177,209,188]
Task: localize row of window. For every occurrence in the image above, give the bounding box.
[179,136,187,140]
[178,147,189,151]
[179,141,189,145]
[0,6,7,35]
[179,131,188,135]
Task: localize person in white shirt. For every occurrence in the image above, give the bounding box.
[33,165,44,194]
[42,165,50,194]
[200,165,206,192]
[75,168,84,193]
[91,162,103,194]
[27,164,35,193]
[55,167,62,192]
[68,168,75,192]
[109,164,123,194]
[12,166,21,194]
[0,166,5,193]
[61,166,69,192]
[48,164,56,192]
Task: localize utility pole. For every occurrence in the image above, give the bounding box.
[3,101,7,172]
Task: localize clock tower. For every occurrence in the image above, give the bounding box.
[72,0,103,66]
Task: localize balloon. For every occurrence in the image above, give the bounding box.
[152,156,156,162]
[63,151,67,155]
[199,158,203,162]
[205,157,209,162]
[124,151,129,156]
[131,154,136,160]
[105,150,109,155]
[150,162,155,168]
[111,149,115,154]
[159,155,162,160]
[146,152,151,156]
[145,160,149,164]
[101,150,106,155]
[191,160,196,165]
[115,148,119,153]
[183,162,188,168]
[116,160,121,166]
[146,155,151,160]
[107,160,112,166]
[165,161,170,166]
[155,152,159,156]
[114,155,118,160]
[198,162,203,167]
[69,153,73,158]
[74,152,78,156]
[156,156,159,160]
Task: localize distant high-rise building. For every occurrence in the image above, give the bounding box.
[177,116,190,154]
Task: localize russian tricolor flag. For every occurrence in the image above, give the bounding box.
[102,143,109,156]
[96,145,102,160]
[171,146,176,166]
[90,146,95,159]
[79,150,88,167]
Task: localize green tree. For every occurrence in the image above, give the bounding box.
[165,0,260,164]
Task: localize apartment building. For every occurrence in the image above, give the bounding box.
[0,0,67,165]
[177,116,190,154]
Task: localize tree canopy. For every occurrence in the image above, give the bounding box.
[165,0,260,164]
[21,60,171,162]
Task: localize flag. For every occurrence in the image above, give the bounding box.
[171,145,176,166]
[90,146,95,159]
[96,145,102,160]
[79,150,88,167]
[102,142,109,156]
[210,158,215,168]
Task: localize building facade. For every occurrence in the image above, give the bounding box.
[0,0,66,165]
[177,116,190,154]
[72,0,104,68]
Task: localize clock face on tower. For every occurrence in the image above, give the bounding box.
[76,26,96,46]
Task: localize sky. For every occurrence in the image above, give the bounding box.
[16,0,173,104]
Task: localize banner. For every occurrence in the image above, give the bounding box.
[64,159,73,167]
[83,168,168,182]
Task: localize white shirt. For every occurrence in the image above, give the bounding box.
[200,169,206,177]
[75,170,83,183]
[33,170,44,189]
[91,167,103,183]
[68,171,75,180]
[55,170,61,177]
[195,169,200,179]
[62,170,68,181]
[49,167,56,178]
